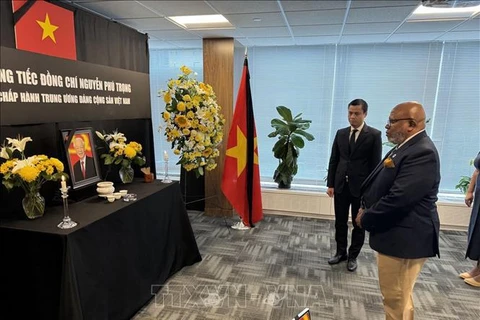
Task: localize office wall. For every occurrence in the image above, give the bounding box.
[262,189,470,230]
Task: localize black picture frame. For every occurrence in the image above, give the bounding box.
[62,127,102,189]
[293,308,311,320]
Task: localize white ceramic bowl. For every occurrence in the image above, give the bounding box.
[97,186,115,195]
[97,181,114,188]
[113,192,122,200]
[119,190,128,197]
[106,195,115,202]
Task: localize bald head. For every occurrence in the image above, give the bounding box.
[386,101,427,145]
[73,137,85,147]
[73,136,86,158]
[393,101,426,130]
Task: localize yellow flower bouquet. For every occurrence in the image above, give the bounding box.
[159,65,225,177]
[95,130,146,183]
[0,136,66,219]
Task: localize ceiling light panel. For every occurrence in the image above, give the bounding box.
[168,14,233,30]
[408,4,480,22]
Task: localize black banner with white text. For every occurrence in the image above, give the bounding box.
[0,46,151,125]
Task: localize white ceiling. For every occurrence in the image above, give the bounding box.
[66,0,480,49]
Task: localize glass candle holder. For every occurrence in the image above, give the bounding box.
[162,160,172,183]
[57,187,78,229]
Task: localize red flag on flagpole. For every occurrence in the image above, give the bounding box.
[12,0,77,60]
[221,56,263,227]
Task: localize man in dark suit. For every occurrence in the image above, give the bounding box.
[356,101,440,320]
[72,136,96,182]
[326,98,382,271]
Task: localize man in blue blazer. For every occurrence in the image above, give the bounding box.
[356,101,440,320]
[326,99,382,271]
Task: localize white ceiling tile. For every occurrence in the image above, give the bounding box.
[209,1,279,14]
[224,12,286,28]
[69,1,480,46]
[295,35,339,45]
[286,10,346,26]
[292,25,342,36]
[436,31,480,41]
[138,1,216,16]
[386,32,445,42]
[343,22,400,34]
[340,34,390,44]
[77,1,158,19]
[116,18,181,31]
[281,1,347,11]
[398,21,465,33]
[350,1,419,9]
[235,27,290,37]
[146,30,200,41]
[347,7,415,23]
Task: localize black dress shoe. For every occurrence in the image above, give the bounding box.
[328,254,348,265]
[347,258,357,271]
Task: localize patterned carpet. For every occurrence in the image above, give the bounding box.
[132,212,480,320]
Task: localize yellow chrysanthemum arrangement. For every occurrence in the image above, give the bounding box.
[159,65,225,176]
[95,130,146,169]
[0,136,66,192]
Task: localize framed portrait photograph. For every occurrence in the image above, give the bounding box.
[62,127,102,189]
[293,308,311,320]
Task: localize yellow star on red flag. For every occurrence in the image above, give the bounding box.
[13,0,77,60]
[36,13,59,43]
[226,126,259,177]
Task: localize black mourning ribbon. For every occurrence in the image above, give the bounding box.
[13,0,36,25]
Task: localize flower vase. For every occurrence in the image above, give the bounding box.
[22,189,45,219]
[119,165,134,184]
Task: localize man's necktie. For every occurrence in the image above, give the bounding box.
[349,129,358,155]
[81,160,86,178]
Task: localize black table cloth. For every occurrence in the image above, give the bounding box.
[0,181,202,320]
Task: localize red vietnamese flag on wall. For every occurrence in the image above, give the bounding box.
[12,0,77,60]
[221,57,263,227]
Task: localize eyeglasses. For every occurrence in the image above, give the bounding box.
[386,118,414,126]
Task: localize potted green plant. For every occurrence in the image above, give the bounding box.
[268,106,315,188]
[455,159,474,194]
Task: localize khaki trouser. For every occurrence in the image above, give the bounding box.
[377,253,427,320]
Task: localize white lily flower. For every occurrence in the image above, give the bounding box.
[110,131,126,142]
[0,147,9,159]
[95,131,105,140]
[6,136,32,153]
[11,156,36,173]
[109,142,126,150]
